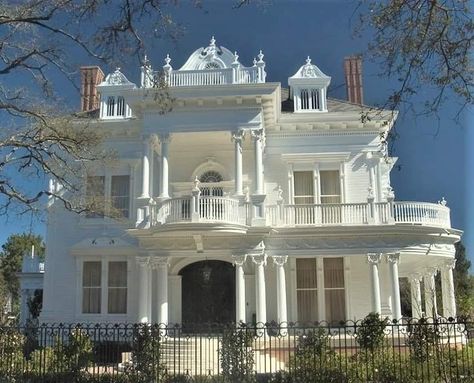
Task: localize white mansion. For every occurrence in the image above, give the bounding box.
[40,38,461,326]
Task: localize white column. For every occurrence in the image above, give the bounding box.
[252,249,267,327]
[423,268,438,319]
[159,133,170,200]
[152,257,169,325]
[232,130,244,196]
[272,256,288,325]
[441,259,456,318]
[367,253,382,314]
[387,253,402,321]
[136,256,151,323]
[232,254,247,324]
[251,129,264,195]
[409,273,423,319]
[140,137,153,199]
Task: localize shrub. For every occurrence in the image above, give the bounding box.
[0,327,24,377]
[220,324,255,383]
[407,317,439,362]
[356,312,388,352]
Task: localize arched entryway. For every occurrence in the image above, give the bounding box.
[179,260,235,325]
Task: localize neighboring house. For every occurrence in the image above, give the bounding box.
[40,38,460,326]
[17,246,44,326]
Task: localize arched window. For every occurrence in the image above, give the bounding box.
[199,171,223,197]
[116,96,125,116]
[106,96,115,116]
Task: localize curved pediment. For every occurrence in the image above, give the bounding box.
[179,36,240,70]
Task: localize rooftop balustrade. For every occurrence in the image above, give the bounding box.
[148,197,451,229]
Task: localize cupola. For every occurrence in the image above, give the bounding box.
[97,68,136,119]
[288,57,331,112]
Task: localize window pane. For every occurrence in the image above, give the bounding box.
[320,171,340,203]
[82,288,101,314]
[111,175,130,218]
[108,262,127,287]
[108,289,127,314]
[325,290,346,324]
[294,171,314,204]
[324,258,344,288]
[83,262,101,287]
[297,290,318,323]
[296,259,317,288]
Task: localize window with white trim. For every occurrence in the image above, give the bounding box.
[324,258,346,324]
[320,170,341,204]
[296,259,318,323]
[85,175,130,219]
[107,261,127,314]
[82,262,101,314]
[293,171,314,205]
[111,175,130,218]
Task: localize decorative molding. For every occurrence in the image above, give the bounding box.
[367,253,382,264]
[272,255,288,267]
[232,254,247,266]
[281,152,350,164]
[387,252,400,264]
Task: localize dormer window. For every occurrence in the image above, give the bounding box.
[288,57,331,113]
[97,68,136,120]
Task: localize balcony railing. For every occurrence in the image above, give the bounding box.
[153,196,247,226]
[149,199,451,229]
[266,201,451,228]
[148,66,262,88]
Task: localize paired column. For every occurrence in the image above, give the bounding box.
[387,253,402,321]
[251,129,265,195]
[158,133,171,200]
[232,130,244,196]
[252,249,267,326]
[232,254,247,324]
[367,253,382,314]
[136,256,152,323]
[151,256,169,325]
[423,268,438,319]
[409,273,423,319]
[272,256,288,325]
[140,136,155,199]
[440,259,456,318]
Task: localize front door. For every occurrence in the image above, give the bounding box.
[180,260,235,327]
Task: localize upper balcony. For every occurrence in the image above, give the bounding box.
[149,196,451,230]
[140,37,266,89]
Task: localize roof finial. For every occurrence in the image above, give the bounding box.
[233,51,239,65]
[210,36,216,46]
[306,56,311,65]
[164,54,171,66]
[257,50,264,63]
[253,57,257,67]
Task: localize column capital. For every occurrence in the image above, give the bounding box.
[149,256,169,269]
[424,267,438,278]
[231,129,245,143]
[409,272,423,283]
[250,128,265,142]
[272,255,288,267]
[252,253,267,267]
[136,256,150,268]
[367,253,382,265]
[158,132,171,144]
[232,254,247,266]
[149,134,160,150]
[387,252,401,264]
[441,258,456,270]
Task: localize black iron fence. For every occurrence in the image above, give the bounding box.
[0,316,473,382]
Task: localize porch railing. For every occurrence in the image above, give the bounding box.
[1,319,472,381]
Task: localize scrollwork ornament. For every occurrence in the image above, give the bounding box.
[367,253,382,264]
[387,253,400,264]
[272,255,288,267]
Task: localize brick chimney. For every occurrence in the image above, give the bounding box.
[80,66,104,112]
[344,56,363,105]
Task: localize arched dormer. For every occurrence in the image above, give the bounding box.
[97,68,136,119]
[288,57,331,112]
[179,36,237,70]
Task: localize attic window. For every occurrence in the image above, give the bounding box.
[300,89,321,110]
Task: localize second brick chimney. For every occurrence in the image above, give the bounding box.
[344,56,363,105]
[80,66,105,112]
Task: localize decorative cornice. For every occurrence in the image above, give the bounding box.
[367,253,382,264]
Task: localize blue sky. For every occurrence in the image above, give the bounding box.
[0,1,471,267]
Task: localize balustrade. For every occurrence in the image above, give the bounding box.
[149,199,451,229]
[150,66,260,88]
